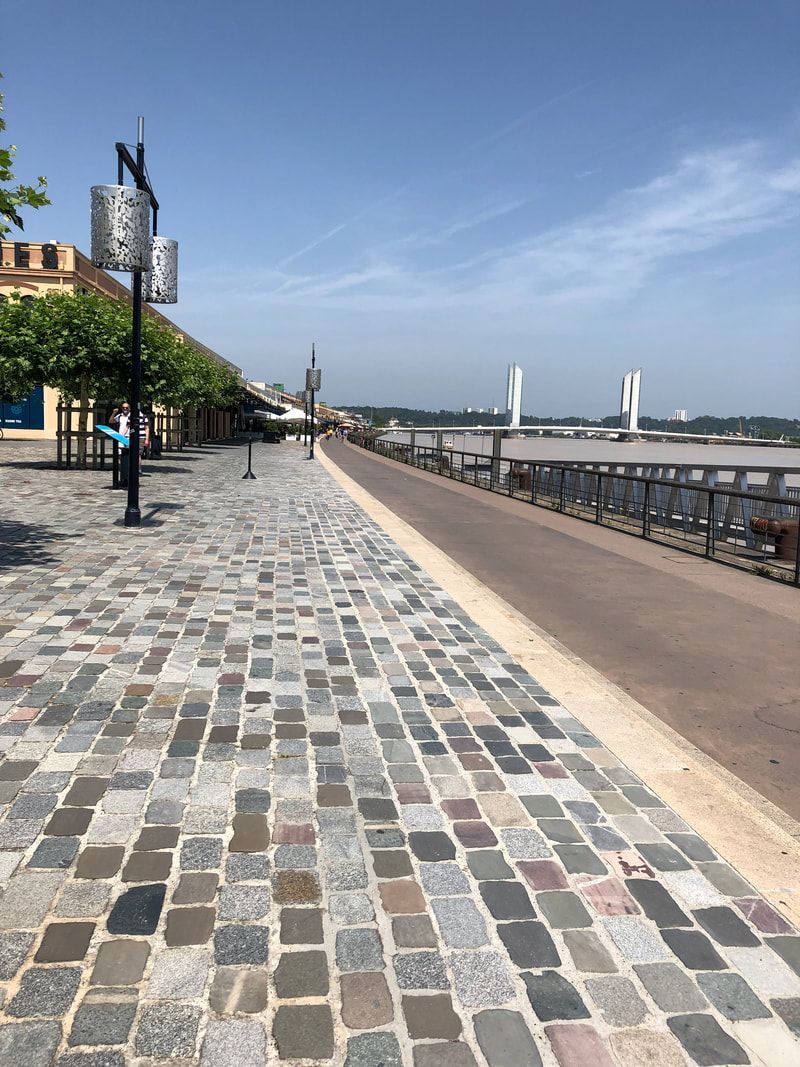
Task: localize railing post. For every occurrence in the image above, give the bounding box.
[794,503,800,586]
[705,490,715,558]
[558,468,565,511]
[596,473,602,523]
[491,428,503,488]
[508,463,514,497]
[531,464,537,504]
[642,480,650,537]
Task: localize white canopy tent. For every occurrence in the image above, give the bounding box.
[277,406,314,422]
[253,407,317,423]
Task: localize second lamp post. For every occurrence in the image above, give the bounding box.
[306,344,321,459]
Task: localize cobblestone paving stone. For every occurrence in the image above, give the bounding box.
[0,439,799,1065]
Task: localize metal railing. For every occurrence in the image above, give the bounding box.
[355,436,800,586]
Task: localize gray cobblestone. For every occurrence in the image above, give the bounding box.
[0,440,796,1066]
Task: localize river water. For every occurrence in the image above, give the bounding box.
[381,432,800,486]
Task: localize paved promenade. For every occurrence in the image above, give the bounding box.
[0,440,799,1066]
[321,439,800,822]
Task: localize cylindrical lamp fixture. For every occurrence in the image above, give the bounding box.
[143,236,178,303]
[90,185,151,272]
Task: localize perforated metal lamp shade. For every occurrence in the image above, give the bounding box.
[143,236,178,303]
[90,185,152,272]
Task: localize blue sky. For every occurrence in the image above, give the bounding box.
[6,1,800,416]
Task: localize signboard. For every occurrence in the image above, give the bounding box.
[306,368,321,390]
[272,383,285,393]
[96,425,130,447]
[0,385,45,430]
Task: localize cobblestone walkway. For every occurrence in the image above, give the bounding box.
[0,440,799,1066]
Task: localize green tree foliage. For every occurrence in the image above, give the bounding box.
[0,293,42,399]
[0,73,50,237]
[0,290,242,408]
[25,291,128,401]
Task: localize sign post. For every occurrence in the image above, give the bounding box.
[305,346,321,460]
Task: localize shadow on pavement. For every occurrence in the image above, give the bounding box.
[0,458,62,471]
[0,519,71,569]
[142,502,185,524]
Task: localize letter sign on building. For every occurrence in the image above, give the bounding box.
[41,244,59,269]
[13,243,30,268]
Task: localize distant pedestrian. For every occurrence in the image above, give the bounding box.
[115,403,149,485]
[113,403,131,436]
[118,405,148,449]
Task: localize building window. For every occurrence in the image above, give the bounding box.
[20,295,35,306]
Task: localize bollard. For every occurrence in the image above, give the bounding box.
[242,437,257,480]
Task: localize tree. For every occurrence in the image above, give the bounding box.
[0,73,50,237]
[22,291,128,462]
[0,293,44,400]
[0,290,243,457]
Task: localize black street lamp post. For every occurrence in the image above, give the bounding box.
[91,117,176,528]
[124,124,149,527]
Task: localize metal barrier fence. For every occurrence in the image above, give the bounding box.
[356,436,800,586]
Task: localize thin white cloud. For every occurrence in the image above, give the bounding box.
[273,186,413,271]
[461,80,598,156]
[274,220,354,270]
[272,82,593,270]
[255,141,800,311]
[390,197,530,251]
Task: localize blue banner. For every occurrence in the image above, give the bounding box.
[0,385,45,430]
